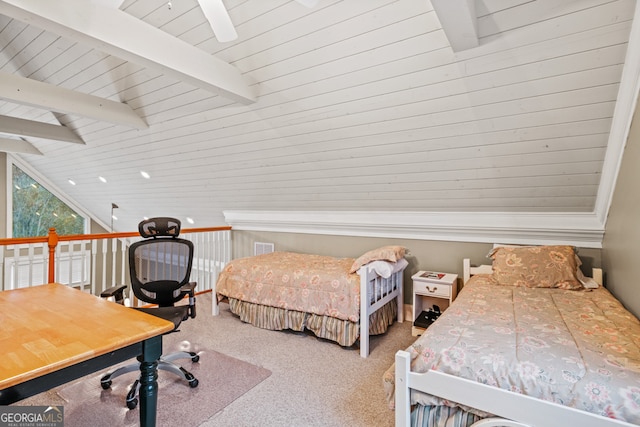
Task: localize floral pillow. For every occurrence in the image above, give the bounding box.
[349,245,406,273]
[489,245,583,289]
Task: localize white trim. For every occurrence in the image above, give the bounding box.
[223,210,605,248]
[594,0,640,225]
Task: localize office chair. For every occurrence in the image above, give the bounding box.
[100,217,199,409]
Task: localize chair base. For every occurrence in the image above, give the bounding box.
[100,351,199,409]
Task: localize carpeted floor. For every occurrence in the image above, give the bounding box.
[56,347,271,427]
[17,292,416,426]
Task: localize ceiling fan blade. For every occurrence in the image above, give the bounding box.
[199,0,238,43]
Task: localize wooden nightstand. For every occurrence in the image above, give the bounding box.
[411,271,458,336]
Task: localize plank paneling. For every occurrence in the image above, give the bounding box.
[0,0,634,230]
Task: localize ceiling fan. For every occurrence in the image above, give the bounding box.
[95,0,318,43]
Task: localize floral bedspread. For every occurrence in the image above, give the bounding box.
[216,252,362,322]
[383,275,640,424]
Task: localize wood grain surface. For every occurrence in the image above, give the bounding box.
[0,283,173,389]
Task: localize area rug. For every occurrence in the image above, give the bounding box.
[57,348,271,427]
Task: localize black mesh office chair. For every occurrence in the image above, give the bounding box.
[100,217,199,409]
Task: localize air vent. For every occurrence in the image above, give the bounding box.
[254,242,274,256]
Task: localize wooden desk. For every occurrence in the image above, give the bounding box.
[0,283,174,427]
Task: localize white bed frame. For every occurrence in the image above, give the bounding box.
[212,262,404,358]
[394,260,636,427]
[358,265,404,358]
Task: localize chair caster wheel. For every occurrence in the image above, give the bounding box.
[127,399,138,410]
[185,371,198,388]
[191,355,200,363]
[100,377,112,389]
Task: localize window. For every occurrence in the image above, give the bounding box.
[12,164,85,237]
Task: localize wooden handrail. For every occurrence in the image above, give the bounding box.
[52,225,231,242]
[0,225,232,284]
[0,236,48,245]
[0,226,231,246]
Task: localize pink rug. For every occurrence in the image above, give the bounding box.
[57,348,271,427]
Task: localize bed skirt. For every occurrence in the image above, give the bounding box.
[227,297,398,347]
[411,405,481,427]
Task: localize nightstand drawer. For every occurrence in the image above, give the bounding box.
[413,281,451,298]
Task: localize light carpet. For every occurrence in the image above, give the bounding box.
[56,347,271,427]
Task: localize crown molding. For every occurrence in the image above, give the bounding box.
[223,210,605,248]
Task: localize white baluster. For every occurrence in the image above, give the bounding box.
[10,245,18,290]
[0,246,4,291]
[101,239,107,293]
[27,243,35,287]
[111,238,118,286]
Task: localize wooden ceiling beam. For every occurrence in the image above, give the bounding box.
[0,72,148,130]
[0,137,42,155]
[0,115,84,144]
[0,0,257,104]
[431,0,479,52]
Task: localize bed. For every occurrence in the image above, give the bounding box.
[385,245,640,427]
[213,246,408,357]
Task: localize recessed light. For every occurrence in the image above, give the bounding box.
[186,217,194,224]
[140,171,151,179]
[99,176,107,183]
[68,179,76,185]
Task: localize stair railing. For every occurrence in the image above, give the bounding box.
[0,226,231,296]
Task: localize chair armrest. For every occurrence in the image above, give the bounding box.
[100,285,127,305]
[181,282,197,318]
[180,282,197,295]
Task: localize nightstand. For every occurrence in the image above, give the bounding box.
[411,271,458,336]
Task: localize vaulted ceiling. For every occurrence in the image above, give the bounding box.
[0,0,637,237]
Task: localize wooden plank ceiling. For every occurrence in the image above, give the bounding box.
[0,0,634,232]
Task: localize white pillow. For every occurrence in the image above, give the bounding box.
[362,258,409,278]
[576,267,600,289]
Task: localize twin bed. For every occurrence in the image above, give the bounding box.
[213,246,408,357]
[386,245,640,427]
[214,243,640,426]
